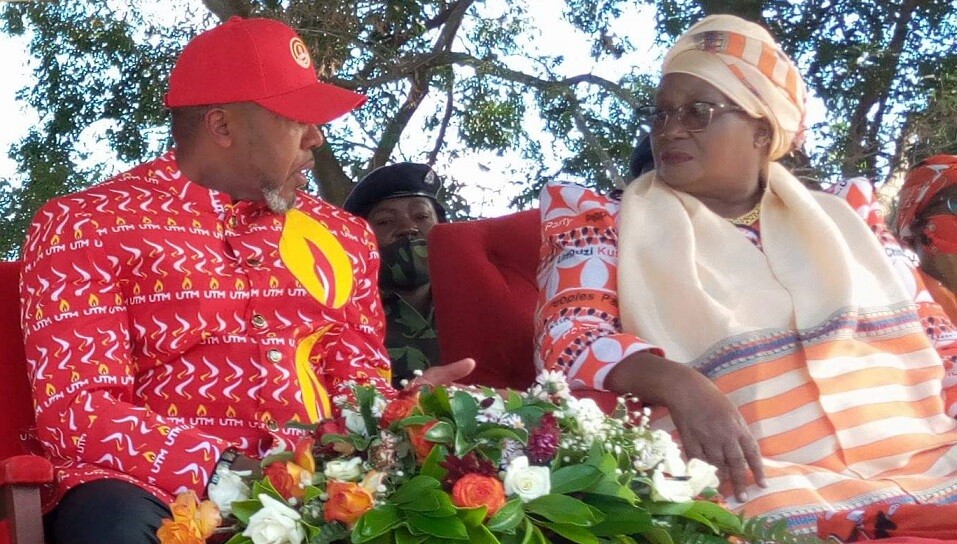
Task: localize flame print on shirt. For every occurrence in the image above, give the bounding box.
[295,325,334,423]
[280,209,353,422]
[279,209,354,309]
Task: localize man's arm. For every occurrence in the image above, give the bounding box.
[21,200,233,496]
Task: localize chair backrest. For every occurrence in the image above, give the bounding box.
[0,261,36,460]
[429,210,541,390]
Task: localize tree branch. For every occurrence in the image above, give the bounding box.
[565,91,625,188]
[201,0,253,20]
[427,78,457,166]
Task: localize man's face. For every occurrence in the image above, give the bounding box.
[366,196,439,247]
[233,104,325,214]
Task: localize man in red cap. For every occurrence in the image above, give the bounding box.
[19,17,471,543]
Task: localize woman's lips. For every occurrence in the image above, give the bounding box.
[660,150,692,165]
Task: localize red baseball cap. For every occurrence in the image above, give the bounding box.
[164,16,366,124]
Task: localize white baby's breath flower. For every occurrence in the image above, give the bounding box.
[242,494,306,544]
[323,457,364,481]
[503,456,551,502]
[207,466,251,516]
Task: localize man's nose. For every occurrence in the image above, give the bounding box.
[302,124,325,149]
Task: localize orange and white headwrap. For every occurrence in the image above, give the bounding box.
[895,154,957,246]
[662,14,807,160]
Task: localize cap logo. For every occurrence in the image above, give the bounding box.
[424,170,436,186]
[289,37,312,69]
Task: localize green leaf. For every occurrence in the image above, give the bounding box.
[487,499,525,533]
[303,484,321,503]
[353,505,402,542]
[457,505,489,526]
[578,494,653,536]
[467,523,504,544]
[394,527,428,544]
[419,386,453,418]
[391,475,442,505]
[541,521,600,544]
[260,450,294,467]
[640,526,675,544]
[450,390,479,437]
[475,425,528,443]
[525,494,604,526]
[397,415,438,427]
[424,420,454,444]
[505,390,524,411]
[413,490,457,517]
[406,511,469,539]
[224,534,253,544]
[420,444,448,480]
[229,498,263,525]
[252,478,286,504]
[283,420,319,432]
[549,465,603,494]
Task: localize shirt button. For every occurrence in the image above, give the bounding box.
[266,419,279,431]
[267,349,283,363]
[227,217,239,229]
[251,314,267,329]
[246,257,261,267]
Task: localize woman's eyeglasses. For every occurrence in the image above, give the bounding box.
[920,196,957,220]
[640,101,745,133]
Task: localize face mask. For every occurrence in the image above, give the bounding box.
[379,237,430,291]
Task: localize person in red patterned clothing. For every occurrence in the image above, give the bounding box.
[20,17,472,544]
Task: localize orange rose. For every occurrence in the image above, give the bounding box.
[406,420,439,461]
[324,480,375,526]
[156,519,204,544]
[264,461,299,500]
[380,394,419,429]
[451,474,506,518]
[293,438,316,473]
[158,491,221,543]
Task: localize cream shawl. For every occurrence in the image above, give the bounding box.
[616,163,912,365]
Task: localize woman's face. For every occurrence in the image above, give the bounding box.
[650,73,769,203]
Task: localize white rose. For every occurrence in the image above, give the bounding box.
[686,458,720,497]
[650,470,693,503]
[323,457,364,481]
[503,456,550,503]
[242,494,306,544]
[658,437,686,476]
[207,466,251,516]
[342,408,367,435]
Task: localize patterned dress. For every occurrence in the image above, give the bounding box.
[20,151,392,509]
[535,179,957,533]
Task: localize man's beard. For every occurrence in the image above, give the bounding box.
[262,182,295,214]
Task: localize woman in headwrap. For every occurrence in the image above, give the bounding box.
[895,155,957,321]
[535,14,957,539]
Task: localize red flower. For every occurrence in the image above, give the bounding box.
[527,412,561,464]
[380,393,419,429]
[313,417,352,456]
[451,474,506,518]
[440,452,497,489]
[263,462,298,500]
[406,420,439,461]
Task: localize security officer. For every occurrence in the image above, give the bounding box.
[343,162,446,386]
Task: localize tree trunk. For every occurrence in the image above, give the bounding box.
[312,145,354,207]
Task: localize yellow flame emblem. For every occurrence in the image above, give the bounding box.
[182,276,192,290]
[279,209,354,309]
[88,293,99,307]
[197,405,207,416]
[167,404,178,417]
[295,326,334,423]
[209,278,220,289]
[58,299,70,312]
[154,280,164,293]
[226,406,236,418]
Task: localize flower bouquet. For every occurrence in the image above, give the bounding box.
[159,372,816,544]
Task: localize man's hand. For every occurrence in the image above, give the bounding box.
[410,358,476,388]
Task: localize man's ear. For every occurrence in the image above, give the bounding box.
[203,107,234,148]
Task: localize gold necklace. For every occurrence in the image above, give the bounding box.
[728,202,761,226]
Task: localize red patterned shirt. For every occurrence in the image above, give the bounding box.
[20,151,392,508]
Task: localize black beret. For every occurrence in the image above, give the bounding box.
[628,135,654,179]
[343,162,447,221]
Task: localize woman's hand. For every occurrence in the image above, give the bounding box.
[606,352,765,502]
[668,373,766,502]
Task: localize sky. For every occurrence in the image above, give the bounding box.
[0,3,827,218]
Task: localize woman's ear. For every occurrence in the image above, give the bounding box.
[754,119,772,149]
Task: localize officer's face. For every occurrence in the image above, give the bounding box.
[367,196,439,246]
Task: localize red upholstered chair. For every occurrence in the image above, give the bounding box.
[0,261,53,544]
[428,210,618,411]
